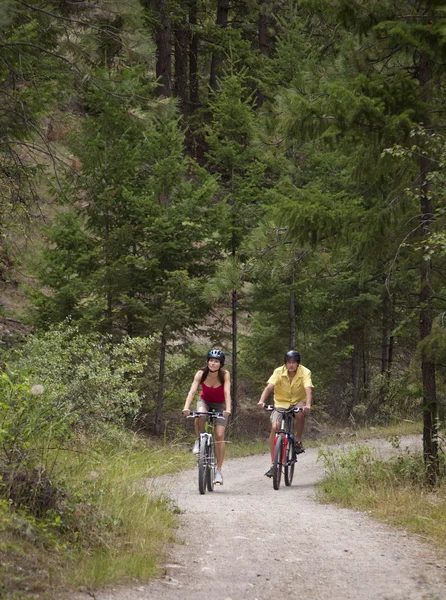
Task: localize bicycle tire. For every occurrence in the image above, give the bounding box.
[284,438,295,486]
[273,435,284,490]
[198,436,207,495]
[206,437,215,492]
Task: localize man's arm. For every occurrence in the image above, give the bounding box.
[304,386,312,413]
[258,382,275,408]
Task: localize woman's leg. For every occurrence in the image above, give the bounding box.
[215,424,226,469]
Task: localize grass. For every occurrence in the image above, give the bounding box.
[1,420,443,598]
[57,435,192,589]
[0,432,194,597]
[226,437,268,458]
[316,437,446,552]
[311,419,422,446]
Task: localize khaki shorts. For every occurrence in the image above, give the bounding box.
[197,399,228,427]
[270,402,305,424]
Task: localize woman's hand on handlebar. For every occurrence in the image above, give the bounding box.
[182,408,191,416]
[257,399,265,408]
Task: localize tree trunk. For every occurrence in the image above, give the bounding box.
[258,0,268,57]
[231,288,237,423]
[174,15,188,114]
[105,214,113,333]
[418,22,439,484]
[155,328,167,435]
[289,265,296,349]
[378,289,394,405]
[230,164,238,423]
[348,333,362,419]
[419,154,438,484]
[256,0,268,107]
[209,0,230,91]
[189,0,199,112]
[362,336,369,402]
[153,0,172,97]
[381,290,390,377]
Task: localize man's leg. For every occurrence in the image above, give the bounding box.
[264,422,280,477]
[269,422,280,461]
[295,411,305,443]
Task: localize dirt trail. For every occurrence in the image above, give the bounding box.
[73,437,446,600]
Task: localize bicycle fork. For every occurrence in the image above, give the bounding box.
[199,433,214,467]
[273,433,296,467]
[273,433,288,467]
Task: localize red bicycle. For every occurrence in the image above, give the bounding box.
[265,405,303,490]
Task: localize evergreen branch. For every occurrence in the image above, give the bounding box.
[16,0,123,35]
[0,41,76,67]
[0,139,73,188]
[385,218,427,296]
[1,42,152,102]
[16,0,153,49]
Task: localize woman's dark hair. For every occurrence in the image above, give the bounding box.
[200,363,225,385]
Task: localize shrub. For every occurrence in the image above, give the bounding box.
[11,324,153,431]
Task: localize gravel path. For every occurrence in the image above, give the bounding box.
[73,437,446,600]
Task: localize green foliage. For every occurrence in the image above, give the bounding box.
[317,440,446,548]
[318,442,444,500]
[0,370,73,469]
[11,324,153,431]
[0,432,184,594]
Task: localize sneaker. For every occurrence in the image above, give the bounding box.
[214,470,223,485]
[264,466,274,478]
[192,439,200,454]
[295,441,305,455]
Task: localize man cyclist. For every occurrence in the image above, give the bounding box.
[258,350,313,478]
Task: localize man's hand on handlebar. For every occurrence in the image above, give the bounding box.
[257,400,265,408]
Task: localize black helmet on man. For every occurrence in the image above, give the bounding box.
[207,348,225,365]
[284,350,300,363]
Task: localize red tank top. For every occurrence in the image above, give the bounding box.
[200,382,225,404]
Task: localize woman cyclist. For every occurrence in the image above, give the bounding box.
[182,349,231,485]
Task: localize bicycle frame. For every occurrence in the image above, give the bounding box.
[188,411,222,494]
[265,405,302,490]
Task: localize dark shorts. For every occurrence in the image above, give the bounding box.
[197,399,228,427]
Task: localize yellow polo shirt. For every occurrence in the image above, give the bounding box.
[267,364,313,409]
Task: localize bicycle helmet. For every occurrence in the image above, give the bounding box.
[207,349,225,365]
[284,350,300,363]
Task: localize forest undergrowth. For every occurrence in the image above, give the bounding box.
[317,432,446,552]
[2,419,444,599]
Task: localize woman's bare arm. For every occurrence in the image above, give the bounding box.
[182,370,203,414]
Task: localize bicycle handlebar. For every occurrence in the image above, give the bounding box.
[263,405,303,413]
[186,411,224,419]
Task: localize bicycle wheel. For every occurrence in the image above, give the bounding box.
[273,435,284,490]
[198,436,207,495]
[284,439,295,486]
[206,437,216,492]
